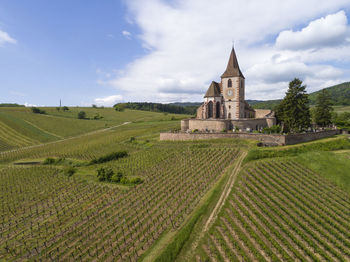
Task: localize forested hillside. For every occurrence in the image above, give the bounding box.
[251,81,350,109]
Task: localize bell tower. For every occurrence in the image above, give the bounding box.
[221,46,245,119]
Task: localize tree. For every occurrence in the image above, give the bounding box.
[77,111,86,119]
[314,89,333,127]
[276,78,311,133]
[62,106,69,111]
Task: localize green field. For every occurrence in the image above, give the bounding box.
[0,107,349,261]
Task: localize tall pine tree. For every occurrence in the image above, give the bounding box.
[276,78,311,133]
[314,89,333,127]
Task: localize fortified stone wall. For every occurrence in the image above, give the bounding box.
[185,118,275,132]
[160,129,340,145]
[284,130,340,144]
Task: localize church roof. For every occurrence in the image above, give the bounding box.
[221,47,245,79]
[204,81,221,97]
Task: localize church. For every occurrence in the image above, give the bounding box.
[181,47,276,132]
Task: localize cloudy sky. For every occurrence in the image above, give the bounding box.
[1,0,350,106]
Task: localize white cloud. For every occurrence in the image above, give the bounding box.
[94,95,123,106]
[0,29,16,46]
[122,30,132,39]
[276,10,350,50]
[100,1,350,101]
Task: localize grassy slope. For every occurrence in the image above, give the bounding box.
[294,151,350,193]
[0,107,190,152]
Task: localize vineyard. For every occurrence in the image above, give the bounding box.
[193,159,350,261]
[0,113,246,261]
[0,106,349,261]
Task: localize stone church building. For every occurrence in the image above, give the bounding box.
[181,47,276,132]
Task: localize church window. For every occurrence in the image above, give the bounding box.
[228,79,232,88]
[216,102,220,118]
[228,105,231,109]
[240,79,243,88]
[228,113,231,119]
[208,101,213,118]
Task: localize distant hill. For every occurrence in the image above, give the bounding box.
[250,81,350,109]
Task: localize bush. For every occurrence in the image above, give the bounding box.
[93,113,103,120]
[97,167,114,182]
[31,107,46,114]
[128,177,143,185]
[64,166,76,177]
[90,151,128,165]
[111,171,124,183]
[62,106,69,111]
[262,125,281,134]
[129,137,136,143]
[43,157,56,165]
[78,111,86,119]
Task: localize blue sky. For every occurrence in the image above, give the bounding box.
[1,0,350,106]
[0,0,143,106]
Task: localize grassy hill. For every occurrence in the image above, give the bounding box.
[251,81,350,109]
[0,107,190,152]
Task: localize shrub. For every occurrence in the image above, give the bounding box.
[128,177,143,185]
[78,111,86,119]
[93,113,103,120]
[43,157,56,165]
[111,171,124,183]
[262,125,281,134]
[90,151,128,165]
[56,107,60,111]
[62,106,69,111]
[31,107,46,114]
[92,104,97,108]
[64,166,76,177]
[97,167,114,182]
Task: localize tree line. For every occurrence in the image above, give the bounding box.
[114,102,197,115]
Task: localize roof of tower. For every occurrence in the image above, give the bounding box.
[221,47,245,79]
[204,81,221,97]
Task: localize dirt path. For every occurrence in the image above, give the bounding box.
[0,121,131,155]
[204,151,247,232]
[181,151,247,261]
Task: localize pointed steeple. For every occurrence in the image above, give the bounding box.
[221,46,245,79]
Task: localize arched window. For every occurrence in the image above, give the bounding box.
[228,113,231,119]
[216,102,220,118]
[208,101,213,118]
[228,79,232,88]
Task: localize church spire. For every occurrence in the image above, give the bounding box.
[221,46,245,79]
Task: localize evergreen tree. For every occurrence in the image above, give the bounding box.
[314,89,333,127]
[277,78,311,133]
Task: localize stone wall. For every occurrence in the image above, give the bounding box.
[160,129,340,145]
[284,130,340,144]
[184,118,275,132]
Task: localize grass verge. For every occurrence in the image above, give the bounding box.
[293,151,350,194]
[244,136,350,163]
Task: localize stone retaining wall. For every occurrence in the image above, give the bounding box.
[160,129,340,145]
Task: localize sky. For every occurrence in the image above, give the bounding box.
[1,0,350,106]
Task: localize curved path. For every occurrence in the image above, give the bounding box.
[0,122,131,155]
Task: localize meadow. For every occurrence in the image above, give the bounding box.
[0,106,349,261]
